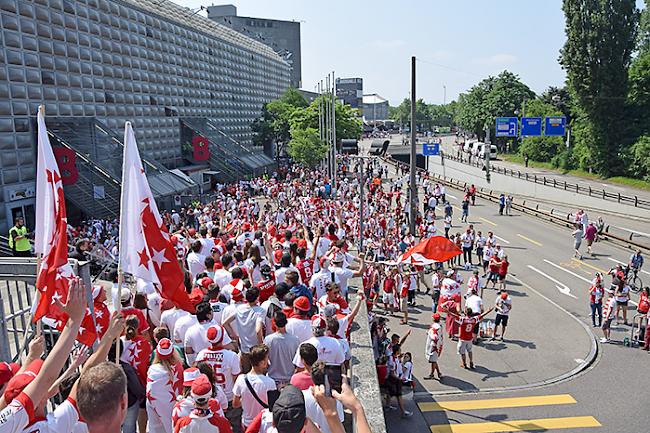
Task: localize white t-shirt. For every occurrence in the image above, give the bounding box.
[195,348,241,400]
[309,270,340,301]
[275,265,299,285]
[232,373,277,427]
[285,317,313,344]
[465,294,483,315]
[173,314,198,345]
[460,233,473,248]
[0,393,33,433]
[186,252,207,279]
[292,336,345,368]
[209,300,229,324]
[21,398,79,433]
[235,304,265,353]
[183,320,232,365]
[330,266,355,295]
[161,308,189,336]
[199,237,215,257]
[213,269,232,290]
[302,390,343,433]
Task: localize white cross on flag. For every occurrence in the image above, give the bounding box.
[119,122,194,313]
[33,106,97,347]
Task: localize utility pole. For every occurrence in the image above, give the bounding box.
[359,157,364,251]
[317,82,323,171]
[324,77,331,179]
[485,126,491,183]
[443,85,446,105]
[409,56,417,235]
[331,72,337,189]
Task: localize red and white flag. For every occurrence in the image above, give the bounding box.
[33,107,97,347]
[119,122,194,312]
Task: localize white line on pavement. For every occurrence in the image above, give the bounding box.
[607,257,650,276]
[446,193,458,200]
[543,259,592,284]
[495,235,510,244]
[528,265,578,299]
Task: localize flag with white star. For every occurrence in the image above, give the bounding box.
[119,123,194,313]
[33,106,97,347]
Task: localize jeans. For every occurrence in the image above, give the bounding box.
[122,403,139,433]
[463,247,472,264]
[590,302,602,326]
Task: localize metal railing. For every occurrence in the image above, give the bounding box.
[442,151,650,210]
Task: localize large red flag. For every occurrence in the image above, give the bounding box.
[33,107,97,347]
[398,236,462,265]
[118,122,194,313]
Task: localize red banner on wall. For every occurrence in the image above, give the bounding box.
[52,147,78,185]
[192,136,210,161]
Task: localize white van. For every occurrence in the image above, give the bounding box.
[478,144,498,160]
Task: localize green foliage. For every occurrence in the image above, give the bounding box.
[289,97,362,144]
[639,0,650,53]
[455,71,535,139]
[287,127,327,167]
[519,99,565,161]
[252,88,308,147]
[560,0,639,176]
[389,99,455,130]
[628,50,650,118]
[629,135,650,181]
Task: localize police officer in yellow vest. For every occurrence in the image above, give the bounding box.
[9,217,31,257]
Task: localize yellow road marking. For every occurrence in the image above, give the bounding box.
[479,217,497,227]
[571,258,606,273]
[429,416,601,433]
[517,234,543,247]
[419,394,576,412]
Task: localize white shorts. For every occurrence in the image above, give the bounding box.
[427,351,439,363]
[382,292,395,305]
[457,339,473,355]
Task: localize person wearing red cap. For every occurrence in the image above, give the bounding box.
[424,313,444,380]
[92,284,111,340]
[174,374,232,433]
[195,325,241,429]
[146,338,184,433]
[236,222,254,250]
[187,241,207,281]
[285,296,313,344]
[172,368,226,429]
[492,291,513,341]
[0,362,20,397]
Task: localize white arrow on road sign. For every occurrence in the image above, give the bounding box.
[528,265,578,299]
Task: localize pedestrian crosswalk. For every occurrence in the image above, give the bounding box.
[420,394,601,433]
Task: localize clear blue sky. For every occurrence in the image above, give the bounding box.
[175,0,646,106]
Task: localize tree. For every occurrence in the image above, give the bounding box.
[289,97,362,145]
[560,0,639,176]
[540,86,572,122]
[455,71,535,140]
[251,88,307,147]
[287,127,328,167]
[638,0,650,54]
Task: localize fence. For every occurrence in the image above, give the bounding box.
[0,258,93,363]
[443,151,650,210]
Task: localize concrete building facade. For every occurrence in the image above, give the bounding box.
[336,77,363,109]
[0,0,290,233]
[207,4,302,89]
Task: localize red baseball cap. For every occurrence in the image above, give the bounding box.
[0,362,20,387]
[294,296,310,312]
[231,288,244,302]
[191,374,212,403]
[3,359,43,404]
[200,277,214,289]
[297,239,307,249]
[188,228,196,237]
[432,313,441,321]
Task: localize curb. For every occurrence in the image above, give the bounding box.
[414,274,599,398]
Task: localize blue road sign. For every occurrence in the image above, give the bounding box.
[423,143,440,156]
[521,117,542,136]
[545,116,566,136]
[496,117,518,137]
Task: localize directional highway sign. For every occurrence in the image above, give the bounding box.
[521,117,542,136]
[545,116,566,136]
[495,117,518,137]
[423,143,440,156]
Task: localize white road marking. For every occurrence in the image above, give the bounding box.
[528,265,578,299]
[616,226,650,238]
[495,235,510,244]
[446,193,458,200]
[607,257,650,276]
[575,358,584,363]
[543,259,592,284]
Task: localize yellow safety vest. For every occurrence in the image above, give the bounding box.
[9,225,30,252]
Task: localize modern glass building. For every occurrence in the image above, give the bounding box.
[0,0,290,233]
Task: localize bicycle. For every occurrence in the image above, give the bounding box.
[625,265,643,293]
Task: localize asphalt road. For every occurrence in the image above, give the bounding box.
[357,139,649,433]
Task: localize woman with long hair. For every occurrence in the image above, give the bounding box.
[146,338,184,433]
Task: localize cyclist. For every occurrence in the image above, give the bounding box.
[629,250,644,276]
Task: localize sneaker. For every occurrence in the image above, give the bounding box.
[600,337,608,343]
[401,410,413,418]
[387,405,398,411]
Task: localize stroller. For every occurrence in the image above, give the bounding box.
[624,314,646,347]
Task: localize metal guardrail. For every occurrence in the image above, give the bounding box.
[442,151,650,210]
[384,157,650,254]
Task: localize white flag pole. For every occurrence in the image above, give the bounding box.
[115,122,132,364]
